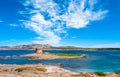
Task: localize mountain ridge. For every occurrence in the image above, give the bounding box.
[0,44,120,50]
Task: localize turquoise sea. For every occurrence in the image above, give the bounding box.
[0,50,120,72]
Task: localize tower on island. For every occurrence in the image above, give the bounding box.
[36,48,43,54]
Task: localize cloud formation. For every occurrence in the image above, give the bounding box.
[20,0,108,45]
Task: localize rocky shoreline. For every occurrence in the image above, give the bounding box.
[0,64,119,77]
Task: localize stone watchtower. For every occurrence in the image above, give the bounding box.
[36,48,43,54]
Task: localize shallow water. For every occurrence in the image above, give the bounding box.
[0,50,120,72]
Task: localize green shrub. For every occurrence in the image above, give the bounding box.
[49,53,82,57]
[15,68,25,72]
[95,72,106,76]
[35,67,47,72]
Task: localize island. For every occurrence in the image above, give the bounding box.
[0,47,86,60]
[23,48,86,60]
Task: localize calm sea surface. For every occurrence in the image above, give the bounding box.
[0,50,120,72]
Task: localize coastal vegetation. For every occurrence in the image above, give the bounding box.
[35,67,47,72]
[95,72,106,76]
[15,67,47,72]
[15,67,25,72]
[49,53,83,57]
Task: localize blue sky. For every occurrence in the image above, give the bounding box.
[0,0,120,48]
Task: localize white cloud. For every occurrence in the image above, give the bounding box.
[61,0,108,29]
[90,43,120,48]
[20,0,108,45]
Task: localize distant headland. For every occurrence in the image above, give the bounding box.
[0,44,120,50]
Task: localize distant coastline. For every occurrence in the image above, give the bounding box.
[0,44,120,50]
